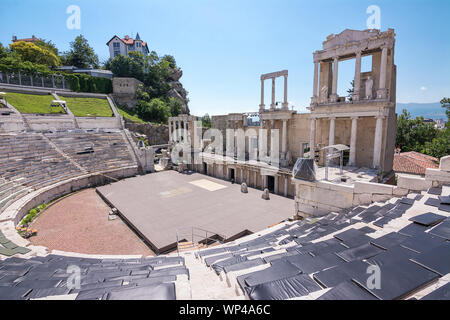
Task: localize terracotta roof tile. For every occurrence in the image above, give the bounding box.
[393,151,438,175]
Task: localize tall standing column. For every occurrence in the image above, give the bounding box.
[270,78,276,110]
[282,75,288,110]
[353,51,362,101]
[282,120,287,154]
[377,46,388,99]
[309,118,316,157]
[330,57,339,102]
[284,176,288,197]
[311,61,319,105]
[173,120,178,142]
[373,116,384,168]
[259,79,265,111]
[328,117,336,146]
[349,117,358,166]
[178,120,182,142]
[241,168,245,184]
[168,120,173,142]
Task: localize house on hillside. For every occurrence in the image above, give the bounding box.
[12,35,39,43]
[106,33,149,59]
[393,150,439,176]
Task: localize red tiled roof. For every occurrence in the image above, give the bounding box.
[393,151,439,175]
[106,35,148,50]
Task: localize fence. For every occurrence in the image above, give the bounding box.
[0,71,67,90]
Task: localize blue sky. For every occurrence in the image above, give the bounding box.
[1,0,449,116]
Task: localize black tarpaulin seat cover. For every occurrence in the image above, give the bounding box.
[223,258,265,273]
[247,273,321,300]
[317,281,377,300]
[211,255,248,275]
[410,241,450,276]
[106,283,176,300]
[240,260,301,288]
[352,259,439,300]
[421,282,450,300]
[409,212,447,226]
[429,219,450,239]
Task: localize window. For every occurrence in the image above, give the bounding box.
[113,42,120,48]
[361,55,372,73]
[114,50,120,57]
[136,42,141,48]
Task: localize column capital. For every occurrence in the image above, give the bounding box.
[351,116,359,120]
[375,115,385,120]
[329,116,336,120]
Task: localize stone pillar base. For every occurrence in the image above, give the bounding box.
[376,88,387,99]
[259,104,265,112]
[282,102,289,110]
[270,104,276,110]
[352,93,360,101]
[330,94,338,103]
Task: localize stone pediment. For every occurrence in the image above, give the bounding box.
[322,29,389,50]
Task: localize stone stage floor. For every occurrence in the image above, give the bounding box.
[97,170,294,254]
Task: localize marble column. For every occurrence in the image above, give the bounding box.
[168,120,173,142]
[349,117,358,166]
[274,176,278,194]
[241,168,245,184]
[173,120,178,142]
[309,118,316,157]
[353,51,362,101]
[311,61,319,105]
[377,46,388,99]
[259,79,265,111]
[373,116,384,168]
[282,75,288,110]
[270,78,276,110]
[282,120,287,155]
[330,57,339,102]
[284,176,288,197]
[178,120,182,142]
[328,117,336,147]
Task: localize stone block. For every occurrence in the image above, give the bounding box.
[354,181,394,195]
[393,187,409,196]
[397,174,432,191]
[440,155,450,172]
[425,168,450,184]
[372,194,392,203]
[353,193,372,206]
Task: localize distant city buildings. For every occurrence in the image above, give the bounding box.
[106,33,149,59]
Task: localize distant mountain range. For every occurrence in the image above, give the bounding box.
[396,102,446,120]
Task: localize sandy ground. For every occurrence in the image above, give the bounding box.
[30,188,154,256]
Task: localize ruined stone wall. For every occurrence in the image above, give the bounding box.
[124,120,169,146]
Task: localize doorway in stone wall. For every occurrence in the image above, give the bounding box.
[267,176,275,193]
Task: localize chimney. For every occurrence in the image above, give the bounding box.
[12,35,17,42]
[124,35,129,40]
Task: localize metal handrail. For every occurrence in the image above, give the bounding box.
[176,226,227,256]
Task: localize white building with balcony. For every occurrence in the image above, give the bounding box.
[106,33,149,59]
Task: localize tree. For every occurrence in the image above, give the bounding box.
[441,97,450,124]
[202,114,212,128]
[136,98,170,123]
[346,80,354,101]
[168,97,182,117]
[9,41,60,67]
[64,35,99,69]
[104,52,146,80]
[34,39,59,56]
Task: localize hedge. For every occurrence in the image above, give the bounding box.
[0,65,113,94]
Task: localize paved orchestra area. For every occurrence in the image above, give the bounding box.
[97,170,294,253]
